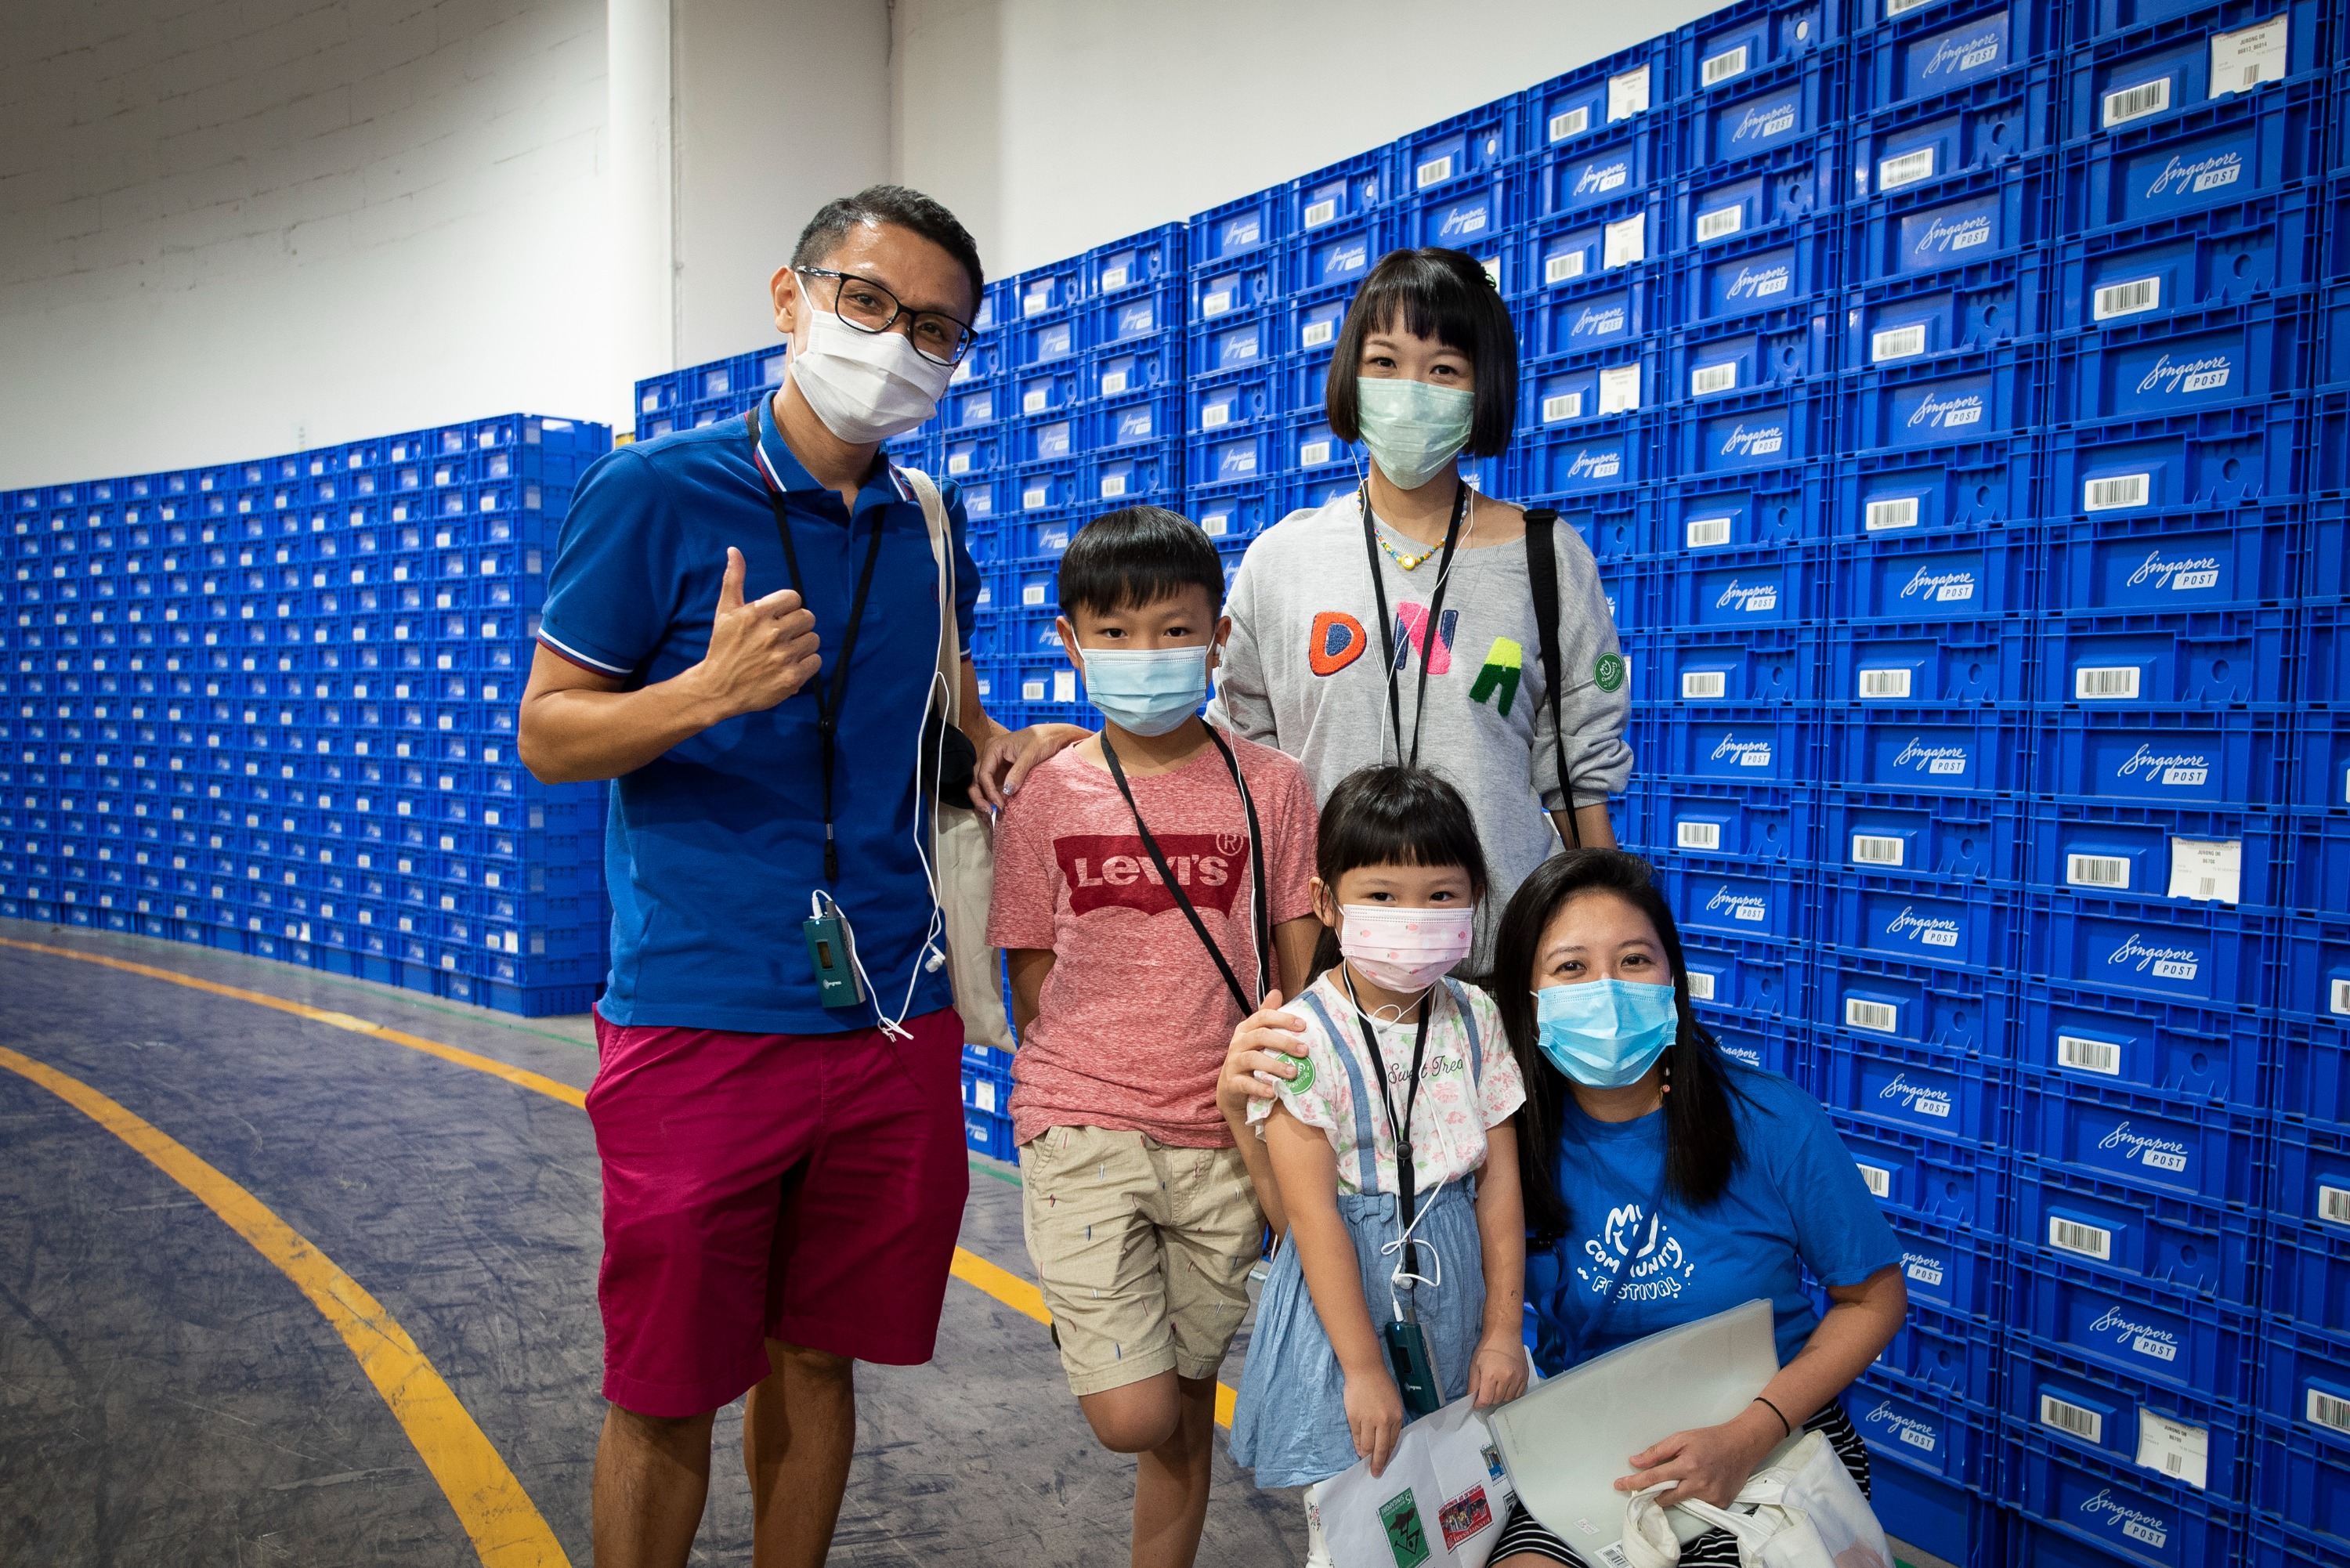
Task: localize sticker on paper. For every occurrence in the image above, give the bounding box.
[2135,1412,2210,1490]
[2209,17,2287,97]
[2167,837,2241,904]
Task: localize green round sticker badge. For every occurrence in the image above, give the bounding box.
[1594,652,1626,692]
[1275,1052,1314,1093]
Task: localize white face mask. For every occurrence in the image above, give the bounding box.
[1340,902,1475,993]
[788,275,956,445]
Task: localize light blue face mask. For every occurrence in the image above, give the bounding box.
[1534,979,1679,1089]
[1355,377,1475,491]
[1078,645,1210,737]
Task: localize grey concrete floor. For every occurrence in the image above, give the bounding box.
[0,917,1302,1566]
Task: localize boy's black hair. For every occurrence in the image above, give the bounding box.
[1324,247,1519,457]
[1058,507,1227,620]
[793,185,985,320]
[1485,849,1749,1248]
[1306,765,1490,983]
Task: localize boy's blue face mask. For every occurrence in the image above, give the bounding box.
[1534,979,1679,1089]
[1078,645,1210,737]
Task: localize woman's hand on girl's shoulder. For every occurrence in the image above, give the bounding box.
[1217,994,1312,1122]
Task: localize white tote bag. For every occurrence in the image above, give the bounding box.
[904,469,1014,1053]
[1623,1429,1893,1568]
[1315,1396,1519,1568]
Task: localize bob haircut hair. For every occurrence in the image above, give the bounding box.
[1306,764,1490,984]
[1324,247,1519,459]
[1487,849,1748,1247]
[1057,506,1226,620]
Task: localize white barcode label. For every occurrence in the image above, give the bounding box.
[2094,277,2161,321]
[2058,1034,2124,1076]
[1302,198,1336,228]
[2041,1395,2106,1443]
[1853,834,1906,866]
[1692,362,1739,396]
[2050,1217,2115,1260]
[1608,66,1651,121]
[1417,154,1454,188]
[1686,970,1717,1001]
[2068,853,2131,889]
[1542,392,1585,423]
[1860,668,1913,699]
[1100,369,1129,395]
[2333,977,2350,1015]
[2167,837,2242,904]
[1866,497,1920,532]
[1704,45,1750,85]
[1021,583,1046,606]
[2311,1390,2350,1435]
[2136,1413,2209,1490]
[1301,319,1335,349]
[1101,264,1130,289]
[1847,997,1898,1032]
[1300,439,1332,466]
[1201,402,1230,429]
[1021,388,1050,417]
[1200,511,1227,537]
[2103,77,2172,128]
[2077,666,2142,699]
[1021,677,1046,701]
[1022,485,1049,510]
[974,1078,996,1113]
[1546,249,1587,284]
[1550,106,1592,142]
[1597,1544,1634,1568]
[1202,288,1232,316]
[1679,821,1723,850]
[1873,324,1928,362]
[946,452,972,475]
[1054,669,1076,703]
[1604,215,1646,269]
[1880,149,1936,190]
[1683,670,1728,699]
[2211,17,2288,97]
[1598,364,1642,414]
[1858,1163,1892,1198]
[2085,474,2151,511]
[1885,0,1933,13]
[1099,473,1127,499]
[1696,204,1743,242]
[2321,1183,2350,1223]
[1687,515,1733,548]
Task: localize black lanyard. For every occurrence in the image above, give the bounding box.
[1099,726,1272,1013]
[746,411,889,883]
[1361,482,1468,770]
[1350,975,1437,1266]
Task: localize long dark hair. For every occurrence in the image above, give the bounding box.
[1488,850,1747,1247]
[1306,765,1490,985]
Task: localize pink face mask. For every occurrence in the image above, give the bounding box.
[1340,903,1475,992]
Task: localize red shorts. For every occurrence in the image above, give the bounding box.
[586,1006,969,1418]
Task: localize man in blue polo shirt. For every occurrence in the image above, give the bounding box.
[520,186,1072,1568]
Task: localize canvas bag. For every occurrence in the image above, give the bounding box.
[1316,1396,1519,1568]
[903,468,1014,1053]
[1619,1429,1894,1568]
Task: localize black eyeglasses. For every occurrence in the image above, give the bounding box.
[797,268,976,367]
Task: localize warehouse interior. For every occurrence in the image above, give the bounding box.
[4,0,2348,1566]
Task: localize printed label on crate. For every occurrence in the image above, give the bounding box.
[1550,103,1593,142]
[2056,1032,2124,1076]
[1911,13,2008,93]
[1721,89,1803,157]
[1874,897,1969,959]
[2075,664,2142,700]
[1559,440,1628,490]
[2113,338,2240,415]
[1696,202,1744,244]
[1889,555,1981,613]
[1597,364,1642,414]
[1101,365,1133,396]
[1891,374,1994,443]
[1871,323,1929,363]
[2083,472,2151,512]
[1857,1162,1893,1198]
[2134,1414,2209,1490]
[1677,819,1723,851]
[2048,1214,2117,1260]
[1846,995,1900,1034]
[2073,1292,2192,1379]
[2103,74,2173,129]
[1542,388,1585,423]
[2123,127,2255,222]
[1858,1393,1944,1459]
[1565,290,1634,345]
[2208,16,2287,97]
[2080,1108,2199,1187]
[1870,1065,1961,1128]
[2091,275,2161,322]
[2332,981,2350,1018]
[1687,514,1734,548]
[1684,968,1719,1001]
[2087,921,2212,997]
[1688,874,1776,933]
[2075,1485,2175,1552]
[1607,66,1650,121]
[1864,494,1922,532]
[1602,215,1645,269]
[1895,193,2000,274]
[1546,242,1590,284]
[2040,1393,2106,1443]
[1703,570,1782,620]
[2164,838,2239,904]
[1692,360,1740,396]
[1876,728,1973,785]
[2309,1388,2350,1435]
[2067,852,2132,891]
[1709,417,1789,467]
[1701,43,1749,87]
[1695,725,1777,777]
[1878,147,1937,192]
[1859,666,1914,699]
[1565,153,1636,208]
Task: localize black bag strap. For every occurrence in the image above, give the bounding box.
[1524,509,1582,851]
[1098,727,1274,1014]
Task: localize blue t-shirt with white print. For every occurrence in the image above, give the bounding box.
[1524,1067,1902,1374]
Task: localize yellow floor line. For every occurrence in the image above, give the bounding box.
[2,935,1248,1426]
[0,1044,568,1566]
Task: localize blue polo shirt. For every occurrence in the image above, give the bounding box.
[538,396,981,1035]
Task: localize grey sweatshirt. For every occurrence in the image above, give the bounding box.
[1206,490,1636,962]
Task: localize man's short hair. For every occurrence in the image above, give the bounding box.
[1324,247,1519,457]
[792,186,985,321]
[1058,507,1226,620]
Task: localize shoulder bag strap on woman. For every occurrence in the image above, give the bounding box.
[1523,509,1582,851]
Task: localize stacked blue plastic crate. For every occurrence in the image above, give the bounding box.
[0,415,615,1016]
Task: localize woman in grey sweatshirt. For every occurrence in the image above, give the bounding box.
[1204,247,1634,966]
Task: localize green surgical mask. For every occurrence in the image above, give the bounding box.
[1355,377,1474,490]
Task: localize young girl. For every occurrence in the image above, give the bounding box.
[1222,765,1528,1561]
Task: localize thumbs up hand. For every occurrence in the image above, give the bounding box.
[686,547,822,720]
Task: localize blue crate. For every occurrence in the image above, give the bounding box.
[1838,343,2043,453]
[2250,1512,2350,1568]
[2050,299,2312,425]
[2026,798,2286,910]
[1852,67,2059,205]
[2281,821,2350,923]
[1521,40,1675,157]
[1628,622,1824,704]
[2014,978,2273,1111]
[1184,479,1280,544]
[2269,1116,2346,1230]
[1820,786,2027,880]
[1677,923,1811,1013]
[1289,146,1401,240]
[1805,945,2012,1053]
[1680,0,1843,99]
[1664,377,1831,471]
[2019,887,2275,1007]
[1513,414,1659,500]
[1531,127,1672,223]
[2253,1416,2350,1563]
[1678,56,1842,177]
[1517,202,1672,311]
[1187,425,1277,490]
[2034,608,2296,706]
[964,1103,1016,1162]
[1188,303,1280,377]
[1641,778,1819,862]
[1082,443,1181,508]
[1886,1209,2008,1317]
[2010,1258,2261,1399]
[1013,258,1085,323]
[1874,1300,2003,1404]
[2307,495,2348,597]
[2005,1339,2254,1507]
[1665,309,1835,399]
[2299,599,2350,706]
[939,429,1004,483]
[1819,868,2016,971]
[1671,217,1841,319]
[1865,1417,2010,1566]
[2016,1072,2268,1208]
[1520,345,1664,435]
[1272,470,1363,522]
[2037,706,2289,808]
[1828,706,2031,797]
[1841,252,2055,369]
[1697,1011,1808,1077]
[1083,338,1184,404]
[2263,1225,2350,1339]
[1189,187,1285,272]
[1077,392,1182,453]
[1009,309,1084,375]
[2061,74,2329,234]
[1853,0,2061,116]
[1655,464,1833,551]
[2064,0,2331,144]
[1083,223,1184,298]
[1284,209,1394,297]
[1398,96,1520,197]
[1853,154,2063,281]
[1006,364,1079,421]
[1276,355,1334,421]
[1828,523,2037,620]
[1394,166,1526,259]
[1653,540,1828,626]
[2037,504,2302,622]
[1825,616,2032,704]
[1654,859,1806,940]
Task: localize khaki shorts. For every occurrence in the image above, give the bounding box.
[1019,1124,1266,1396]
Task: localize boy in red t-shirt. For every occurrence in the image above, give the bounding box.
[986,505,1321,1568]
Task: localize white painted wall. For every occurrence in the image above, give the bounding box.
[0,0,611,490]
[891,0,1731,278]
